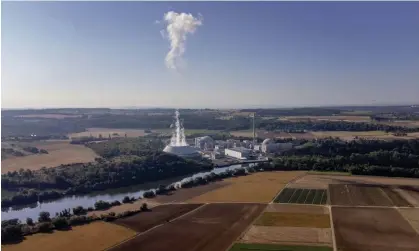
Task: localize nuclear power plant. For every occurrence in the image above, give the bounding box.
[163,110,201,159]
[163,110,296,162]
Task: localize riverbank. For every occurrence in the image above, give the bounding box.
[1,163,257,222]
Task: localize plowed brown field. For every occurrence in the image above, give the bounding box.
[113,204,202,232]
[108,203,266,251]
[264,204,329,215]
[329,184,397,206]
[332,207,419,251]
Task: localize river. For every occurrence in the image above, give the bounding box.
[1,164,251,222]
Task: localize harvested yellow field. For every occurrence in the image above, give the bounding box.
[255,212,331,228]
[1,221,136,251]
[1,141,98,173]
[69,128,147,138]
[280,115,371,122]
[240,225,332,246]
[230,130,254,137]
[188,171,305,203]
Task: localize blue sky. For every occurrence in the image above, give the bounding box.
[2,2,419,109]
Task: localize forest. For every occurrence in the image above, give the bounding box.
[272,138,419,178]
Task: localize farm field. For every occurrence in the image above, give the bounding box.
[398,208,419,233]
[230,243,333,251]
[239,204,332,247]
[112,203,202,232]
[108,203,266,251]
[254,212,330,228]
[329,184,413,207]
[397,188,419,207]
[153,182,229,203]
[280,115,371,122]
[274,188,327,205]
[69,128,147,138]
[187,171,305,203]
[288,174,419,189]
[155,128,222,136]
[230,130,255,137]
[15,114,82,119]
[240,226,332,247]
[265,204,329,215]
[1,221,136,251]
[1,141,98,174]
[332,207,419,251]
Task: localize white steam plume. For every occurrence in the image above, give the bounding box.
[161,11,203,70]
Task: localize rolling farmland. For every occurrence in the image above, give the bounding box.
[1,221,136,251]
[108,203,266,251]
[188,171,304,203]
[1,141,98,174]
[329,184,414,207]
[239,204,333,248]
[332,207,419,251]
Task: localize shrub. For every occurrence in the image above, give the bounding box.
[38,211,51,222]
[37,222,53,233]
[52,217,69,229]
[26,217,34,226]
[94,200,111,210]
[111,200,121,206]
[140,203,149,212]
[143,190,156,198]
[122,196,131,204]
[72,206,87,215]
[68,215,88,226]
[1,225,23,243]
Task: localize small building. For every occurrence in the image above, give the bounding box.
[225,147,251,160]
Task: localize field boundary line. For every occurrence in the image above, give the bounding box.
[396,207,419,235]
[328,186,337,251]
[224,204,268,251]
[102,203,207,251]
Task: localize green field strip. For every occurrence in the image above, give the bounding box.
[305,189,316,204]
[312,190,325,204]
[320,190,328,205]
[274,188,295,203]
[230,243,333,251]
[288,189,302,203]
[296,189,310,204]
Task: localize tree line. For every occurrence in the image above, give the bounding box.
[258,120,419,132]
[273,138,419,178]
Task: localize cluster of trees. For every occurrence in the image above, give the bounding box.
[1,152,213,208]
[85,137,166,158]
[22,146,48,154]
[258,120,419,132]
[1,202,149,244]
[273,138,419,178]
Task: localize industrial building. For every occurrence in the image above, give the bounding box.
[224,147,251,160]
[163,145,201,159]
[261,138,293,153]
[195,136,215,150]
